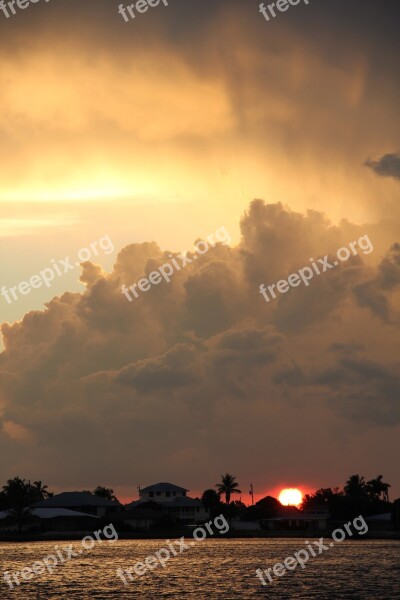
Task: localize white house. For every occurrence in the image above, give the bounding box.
[133,482,209,524]
[139,482,188,503]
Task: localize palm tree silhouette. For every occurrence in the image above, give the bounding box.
[367,475,391,502]
[2,477,31,532]
[216,474,241,505]
[32,481,52,501]
[344,474,367,498]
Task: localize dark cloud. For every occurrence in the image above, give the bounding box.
[317,354,400,426]
[365,153,400,180]
[115,344,200,393]
[275,347,400,426]
[353,243,400,321]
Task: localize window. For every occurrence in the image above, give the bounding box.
[149,492,154,498]
[156,492,161,496]
[166,492,171,497]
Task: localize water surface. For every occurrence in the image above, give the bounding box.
[1,538,399,598]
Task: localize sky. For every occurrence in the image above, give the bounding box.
[0,0,399,503]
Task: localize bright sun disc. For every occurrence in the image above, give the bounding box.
[278,488,303,506]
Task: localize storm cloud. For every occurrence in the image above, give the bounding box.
[1,200,399,495]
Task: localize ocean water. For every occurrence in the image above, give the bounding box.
[1,538,399,598]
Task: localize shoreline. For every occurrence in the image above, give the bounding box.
[1,531,399,543]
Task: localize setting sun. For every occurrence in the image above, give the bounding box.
[278,488,303,506]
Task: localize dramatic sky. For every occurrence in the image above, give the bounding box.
[0,0,399,501]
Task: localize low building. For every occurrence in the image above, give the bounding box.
[365,513,393,533]
[0,507,98,533]
[32,492,120,517]
[263,507,330,532]
[230,518,261,531]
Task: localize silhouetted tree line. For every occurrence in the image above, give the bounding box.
[1,473,397,530]
[83,486,119,502]
[201,473,280,520]
[201,473,398,523]
[302,474,393,520]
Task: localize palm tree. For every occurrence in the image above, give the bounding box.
[2,477,31,532]
[367,475,391,502]
[216,474,241,505]
[32,481,52,501]
[344,475,367,498]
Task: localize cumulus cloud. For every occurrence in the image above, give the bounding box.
[0,200,399,492]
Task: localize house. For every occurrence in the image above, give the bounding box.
[130,482,209,524]
[139,482,188,503]
[32,508,99,532]
[160,496,209,524]
[365,513,393,533]
[32,492,120,517]
[0,508,98,533]
[117,508,165,531]
[263,507,330,532]
[230,518,261,531]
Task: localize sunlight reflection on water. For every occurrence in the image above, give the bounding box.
[1,538,399,598]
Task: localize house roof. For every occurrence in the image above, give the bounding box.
[366,513,392,522]
[32,508,99,519]
[125,500,143,509]
[140,483,188,494]
[0,508,98,520]
[264,514,328,522]
[0,511,14,520]
[32,492,120,508]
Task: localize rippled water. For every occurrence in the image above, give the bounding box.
[1,538,399,598]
